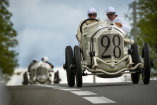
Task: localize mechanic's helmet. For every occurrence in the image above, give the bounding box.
[41,56,49,62]
[33,58,37,62]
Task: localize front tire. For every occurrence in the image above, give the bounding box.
[22,72,28,85]
[142,43,151,84]
[65,46,75,87]
[131,43,141,84]
[74,45,82,87]
[54,71,60,84]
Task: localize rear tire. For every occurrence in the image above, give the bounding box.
[65,46,75,87]
[131,43,140,84]
[74,45,82,87]
[142,43,151,84]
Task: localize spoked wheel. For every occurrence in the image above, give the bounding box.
[22,72,29,85]
[142,43,151,84]
[74,45,82,87]
[65,46,75,87]
[131,43,141,84]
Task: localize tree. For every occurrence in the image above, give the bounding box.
[0,0,18,77]
[137,0,157,75]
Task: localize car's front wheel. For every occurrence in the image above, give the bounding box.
[142,43,151,84]
[65,46,75,87]
[74,45,82,87]
[131,43,141,84]
[22,72,29,85]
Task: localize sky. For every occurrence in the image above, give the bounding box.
[9,0,135,68]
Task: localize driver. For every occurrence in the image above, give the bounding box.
[28,58,38,72]
[105,6,130,34]
[41,56,54,69]
[77,7,99,42]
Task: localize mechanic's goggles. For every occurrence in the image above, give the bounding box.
[88,13,97,17]
[107,12,115,16]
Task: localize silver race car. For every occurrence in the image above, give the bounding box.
[23,61,53,85]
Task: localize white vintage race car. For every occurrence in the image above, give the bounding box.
[22,61,53,85]
[64,18,152,87]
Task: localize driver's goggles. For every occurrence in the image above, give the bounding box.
[88,13,97,17]
[107,13,115,16]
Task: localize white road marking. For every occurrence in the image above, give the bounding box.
[51,86,67,89]
[83,96,116,104]
[35,84,66,89]
[60,88,81,91]
[35,84,116,104]
[71,91,97,96]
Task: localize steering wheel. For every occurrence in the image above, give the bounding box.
[80,18,99,34]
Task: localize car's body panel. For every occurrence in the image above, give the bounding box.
[80,20,142,78]
[29,61,52,84]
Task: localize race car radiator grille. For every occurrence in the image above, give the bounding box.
[36,67,48,76]
[98,34,124,60]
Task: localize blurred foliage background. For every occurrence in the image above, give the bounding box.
[127,0,157,77]
[136,0,157,76]
[0,0,18,82]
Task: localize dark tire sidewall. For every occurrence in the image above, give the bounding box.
[142,43,151,84]
[23,72,28,85]
[74,45,82,87]
[131,43,140,84]
[66,46,75,87]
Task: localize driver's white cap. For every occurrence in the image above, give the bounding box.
[88,7,97,14]
[106,6,116,14]
[42,56,49,62]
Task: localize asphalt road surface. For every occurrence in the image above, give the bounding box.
[7,80,157,105]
